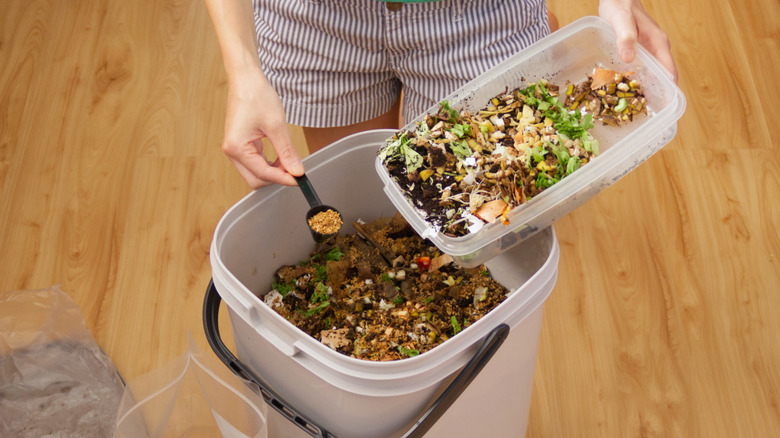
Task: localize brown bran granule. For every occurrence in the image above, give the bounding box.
[308,209,342,234]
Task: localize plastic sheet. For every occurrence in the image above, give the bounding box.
[114,335,268,438]
[0,285,125,437]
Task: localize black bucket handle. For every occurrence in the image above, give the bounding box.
[203,280,509,438]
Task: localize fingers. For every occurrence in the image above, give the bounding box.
[222,137,300,189]
[600,0,678,83]
[600,3,638,63]
[265,126,305,178]
[634,14,678,83]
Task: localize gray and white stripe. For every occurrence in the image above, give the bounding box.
[252,0,549,127]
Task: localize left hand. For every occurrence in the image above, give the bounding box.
[598,0,678,83]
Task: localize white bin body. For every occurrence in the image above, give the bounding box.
[210,130,559,438]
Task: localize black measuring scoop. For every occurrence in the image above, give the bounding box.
[295,174,343,243]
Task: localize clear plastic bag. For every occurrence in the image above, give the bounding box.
[0,285,125,437]
[113,335,268,438]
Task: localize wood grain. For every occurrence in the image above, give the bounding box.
[1,0,778,437]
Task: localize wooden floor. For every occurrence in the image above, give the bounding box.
[1,1,778,436]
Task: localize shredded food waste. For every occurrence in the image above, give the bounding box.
[265,214,510,361]
[378,67,647,237]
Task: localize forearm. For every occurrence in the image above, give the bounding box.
[203,0,263,84]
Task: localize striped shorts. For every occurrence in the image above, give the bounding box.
[252,0,550,127]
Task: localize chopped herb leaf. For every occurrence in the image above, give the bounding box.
[398,345,420,357]
[450,140,472,160]
[311,282,330,303]
[304,301,330,318]
[324,247,345,261]
[440,100,458,121]
[451,316,462,335]
[451,123,472,138]
[272,280,295,296]
[312,264,328,283]
[566,156,581,175]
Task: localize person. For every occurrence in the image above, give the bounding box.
[204,0,677,189]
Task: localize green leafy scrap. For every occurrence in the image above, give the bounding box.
[536,172,557,189]
[311,282,329,304]
[398,345,420,358]
[323,247,345,261]
[304,301,330,318]
[377,133,424,174]
[449,140,472,160]
[439,100,458,121]
[272,279,295,296]
[451,316,462,335]
[451,123,472,138]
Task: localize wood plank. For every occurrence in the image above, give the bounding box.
[1,0,778,436]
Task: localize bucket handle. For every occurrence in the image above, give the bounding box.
[203,280,509,438]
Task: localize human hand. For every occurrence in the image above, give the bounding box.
[598,0,678,83]
[222,71,305,189]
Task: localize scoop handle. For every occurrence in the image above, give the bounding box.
[295,175,322,208]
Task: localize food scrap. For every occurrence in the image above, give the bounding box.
[378,68,648,237]
[264,214,511,361]
[565,67,647,126]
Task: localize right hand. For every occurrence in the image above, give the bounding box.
[598,0,678,83]
[222,70,305,189]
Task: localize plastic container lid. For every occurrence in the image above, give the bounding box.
[376,16,686,268]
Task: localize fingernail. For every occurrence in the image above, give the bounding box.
[621,47,635,63]
[292,161,305,175]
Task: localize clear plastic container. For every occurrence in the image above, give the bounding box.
[376,16,686,267]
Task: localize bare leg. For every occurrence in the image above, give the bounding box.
[302,98,402,154]
[548,9,559,32]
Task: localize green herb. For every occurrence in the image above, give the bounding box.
[529,142,548,165]
[272,280,295,297]
[521,80,599,157]
[582,135,599,154]
[416,119,431,135]
[566,156,581,175]
[536,172,557,189]
[311,282,329,303]
[520,84,540,107]
[312,264,328,283]
[304,301,330,318]
[451,316,462,335]
[380,273,392,282]
[550,142,570,171]
[398,345,420,358]
[323,247,345,261]
[393,295,404,305]
[377,133,424,174]
[324,317,332,328]
[451,123,472,138]
[440,100,458,121]
[423,296,434,304]
[450,140,472,160]
[481,270,490,277]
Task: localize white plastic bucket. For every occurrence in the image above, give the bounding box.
[208,130,559,438]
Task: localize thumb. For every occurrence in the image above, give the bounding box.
[601,6,638,64]
[267,128,305,177]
